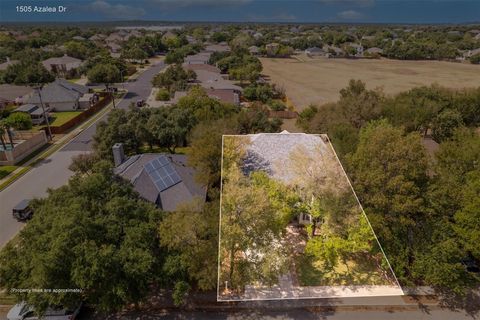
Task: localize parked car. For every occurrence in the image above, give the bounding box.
[12,199,33,221]
[7,302,82,320]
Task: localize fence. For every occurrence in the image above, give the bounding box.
[44,94,112,134]
[0,131,48,165]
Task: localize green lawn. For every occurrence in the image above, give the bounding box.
[48,111,83,126]
[0,166,17,180]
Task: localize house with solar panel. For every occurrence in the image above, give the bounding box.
[112,143,207,211]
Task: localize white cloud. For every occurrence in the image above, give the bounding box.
[90,1,146,19]
[337,9,365,20]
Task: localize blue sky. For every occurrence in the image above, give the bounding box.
[1,0,479,23]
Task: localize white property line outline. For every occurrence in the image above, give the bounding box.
[217,133,403,302]
[217,134,226,301]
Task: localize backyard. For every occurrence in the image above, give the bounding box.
[261,55,480,111]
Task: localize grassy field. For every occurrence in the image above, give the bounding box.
[261,55,480,111]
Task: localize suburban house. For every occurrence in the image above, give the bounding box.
[248,46,260,55]
[184,52,212,65]
[365,47,384,56]
[112,143,207,211]
[14,104,47,125]
[183,63,221,74]
[265,43,280,56]
[26,79,89,111]
[0,84,33,109]
[305,47,325,57]
[0,57,19,71]
[204,43,231,53]
[194,70,243,92]
[42,55,83,77]
[241,131,333,226]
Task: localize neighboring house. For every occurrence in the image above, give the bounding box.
[183,63,221,74]
[14,104,47,125]
[305,47,324,57]
[241,131,332,226]
[248,46,260,55]
[26,79,89,112]
[0,84,33,108]
[204,43,231,53]
[323,45,344,57]
[205,88,240,105]
[194,70,243,92]
[184,52,211,65]
[72,36,85,41]
[265,43,280,56]
[365,47,384,56]
[464,48,480,58]
[0,57,19,71]
[42,55,83,76]
[113,143,207,211]
[106,42,122,54]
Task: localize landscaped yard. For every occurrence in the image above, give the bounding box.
[49,111,83,126]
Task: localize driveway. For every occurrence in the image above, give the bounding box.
[0,61,166,248]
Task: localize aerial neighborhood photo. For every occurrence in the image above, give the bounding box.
[0,0,479,319]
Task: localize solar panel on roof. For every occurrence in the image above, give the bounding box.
[144,156,183,192]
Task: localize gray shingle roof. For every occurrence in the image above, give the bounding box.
[114,153,206,211]
[241,132,331,184]
[27,79,88,104]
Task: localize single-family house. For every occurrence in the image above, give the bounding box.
[113,143,207,211]
[14,104,47,125]
[183,63,221,74]
[194,70,243,92]
[265,43,280,56]
[184,52,211,65]
[0,84,33,108]
[365,47,384,57]
[26,79,89,112]
[248,46,260,55]
[42,55,83,77]
[204,43,231,53]
[305,47,324,57]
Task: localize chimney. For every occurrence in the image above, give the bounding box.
[112,143,125,167]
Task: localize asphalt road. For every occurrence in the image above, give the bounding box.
[0,61,165,248]
[71,307,479,320]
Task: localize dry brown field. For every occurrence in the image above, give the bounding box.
[261,55,480,112]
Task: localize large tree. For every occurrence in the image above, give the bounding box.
[347,120,429,283]
[0,161,162,314]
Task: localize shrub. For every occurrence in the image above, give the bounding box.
[156,88,170,101]
[7,112,33,130]
[269,100,287,111]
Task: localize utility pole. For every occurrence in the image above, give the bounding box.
[35,86,53,141]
